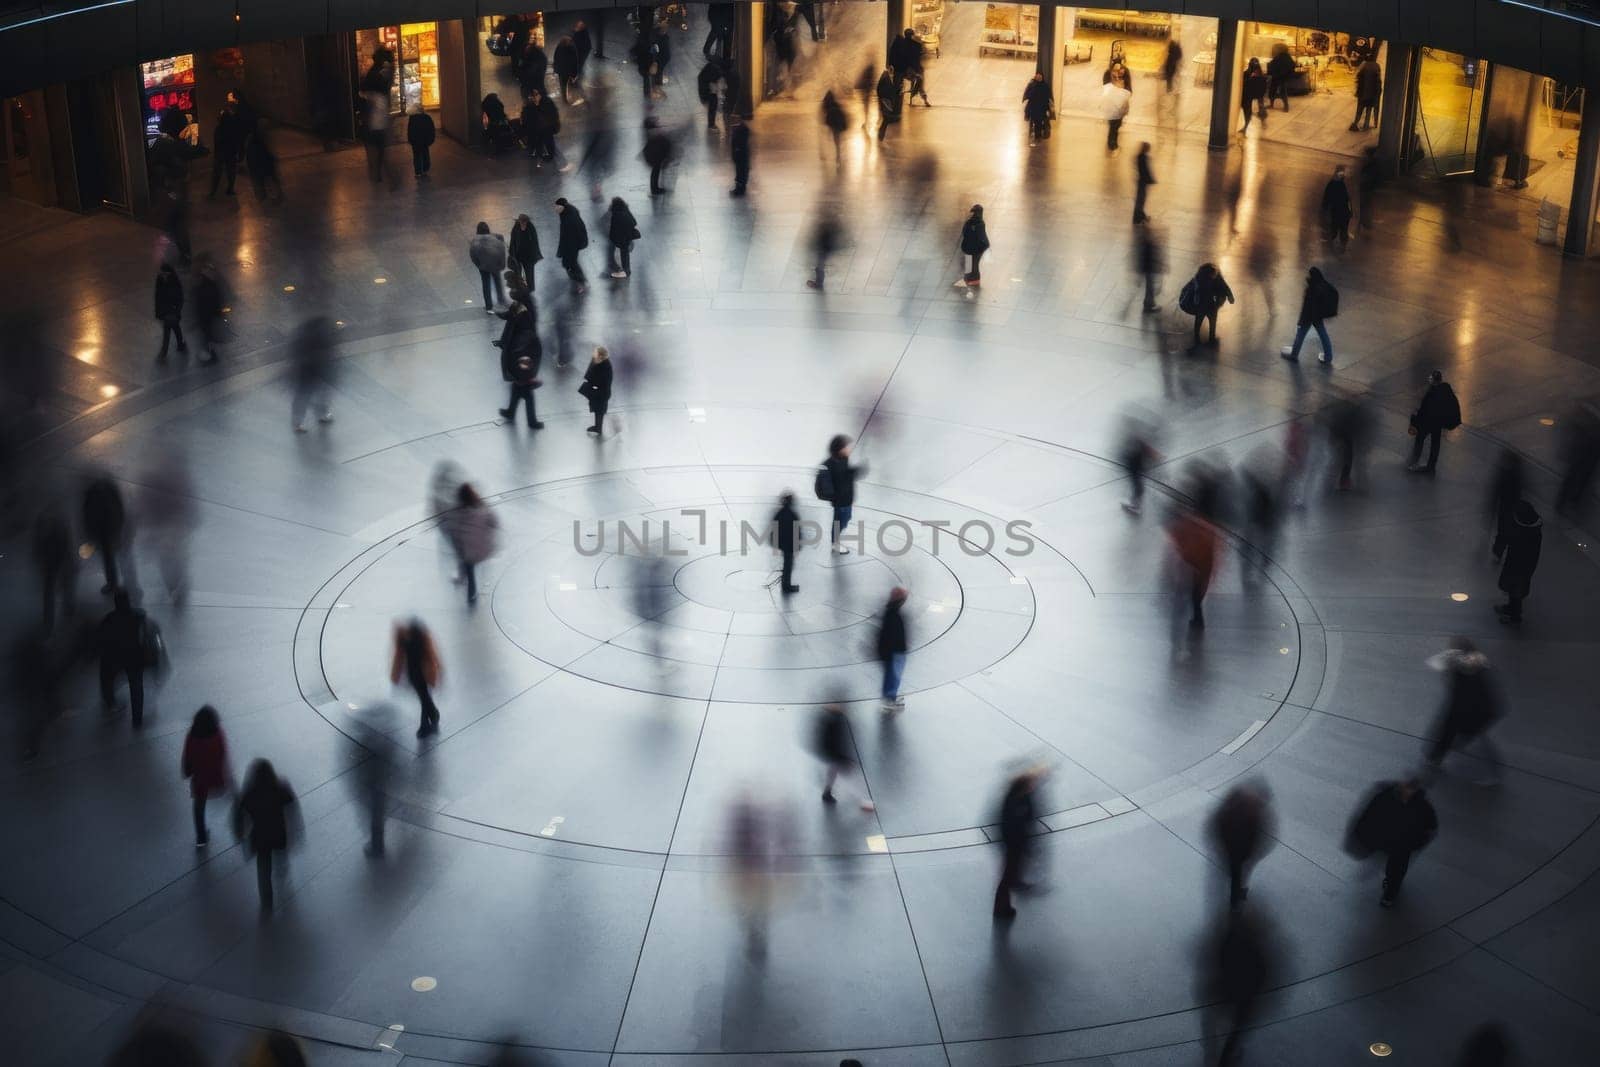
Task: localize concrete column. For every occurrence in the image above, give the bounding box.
[1564,89,1600,257]
[1375,44,1415,179]
[734,1,764,117]
[437,19,480,147]
[112,65,149,217]
[886,0,909,64]
[1036,2,1069,107]
[1207,18,1239,151]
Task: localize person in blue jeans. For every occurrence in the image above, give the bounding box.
[878,586,909,711]
[1280,266,1337,365]
[822,434,866,553]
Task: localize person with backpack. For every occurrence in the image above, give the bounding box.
[1279,267,1338,364]
[877,587,910,712]
[98,590,152,727]
[1408,370,1461,473]
[1181,263,1234,347]
[817,433,866,554]
[957,204,989,288]
[1346,778,1438,907]
[181,705,230,847]
[470,221,507,312]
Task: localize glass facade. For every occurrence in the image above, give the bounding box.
[1412,49,1488,176]
[356,23,439,114]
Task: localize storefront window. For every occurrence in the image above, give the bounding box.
[1413,49,1488,176]
[980,3,1039,59]
[140,54,195,146]
[356,23,439,114]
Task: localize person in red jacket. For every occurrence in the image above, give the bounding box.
[181,705,230,847]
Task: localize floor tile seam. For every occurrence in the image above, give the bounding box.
[1467,941,1600,1020]
[952,678,1121,799]
[1448,809,1600,947]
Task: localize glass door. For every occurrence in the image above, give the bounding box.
[1412,48,1488,176]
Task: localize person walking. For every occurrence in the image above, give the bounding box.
[1407,370,1461,473]
[572,20,594,78]
[243,126,283,201]
[191,254,226,363]
[1279,267,1338,364]
[232,759,298,914]
[957,204,989,288]
[993,767,1043,920]
[553,35,582,104]
[773,491,801,595]
[1347,778,1438,907]
[358,51,396,186]
[1161,39,1184,94]
[1351,56,1383,131]
[391,618,442,737]
[643,118,674,195]
[496,286,544,429]
[1240,57,1269,130]
[406,103,435,178]
[31,507,75,632]
[729,114,752,195]
[1101,63,1132,151]
[579,345,614,436]
[889,29,930,106]
[526,88,566,168]
[820,90,848,165]
[1487,450,1524,563]
[1204,908,1278,1066]
[704,2,735,59]
[818,433,865,552]
[814,704,875,810]
[470,221,508,312]
[1022,71,1053,146]
[877,587,910,712]
[98,590,150,727]
[1266,43,1297,111]
[154,263,187,360]
[181,705,230,847]
[607,197,639,279]
[1424,638,1504,783]
[1168,507,1217,630]
[444,483,499,604]
[1181,263,1234,347]
[698,59,725,131]
[555,198,590,292]
[207,106,241,198]
[806,212,843,291]
[289,315,337,432]
[1495,501,1542,625]
[1322,165,1354,247]
[1133,142,1156,223]
[83,476,126,594]
[1208,783,1275,908]
[1135,225,1164,313]
[875,68,902,142]
[508,213,542,289]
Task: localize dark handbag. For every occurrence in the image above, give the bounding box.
[630,226,641,240]
[579,380,597,398]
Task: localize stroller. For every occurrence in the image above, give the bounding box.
[480,93,515,154]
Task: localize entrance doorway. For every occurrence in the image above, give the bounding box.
[1411,48,1488,177]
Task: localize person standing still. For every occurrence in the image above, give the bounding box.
[877,587,910,711]
[470,221,507,311]
[232,759,297,914]
[773,492,801,595]
[1183,263,1235,347]
[496,283,544,429]
[820,433,866,553]
[1240,57,1268,130]
[1102,63,1132,151]
[993,768,1044,920]
[699,60,725,130]
[1022,72,1053,146]
[555,198,590,291]
[98,590,148,727]
[581,345,613,435]
[181,705,230,847]
[730,114,752,195]
[1407,370,1461,473]
[1495,501,1542,625]
[508,213,542,289]
[1279,267,1338,364]
[154,263,187,359]
[391,618,442,737]
[207,106,240,198]
[957,204,989,288]
[406,104,435,178]
[1322,165,1353,247]
[1351,57,1382,131]
[1133,142,1156,223]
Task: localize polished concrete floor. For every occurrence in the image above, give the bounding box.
[3,8,1600,1066]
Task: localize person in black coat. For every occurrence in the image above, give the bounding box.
[98,589,147,726]
[958,204,989,287]
[496,289,543,429]
[554,197,589,290]
[207,107,241,197]
[520,42,549,101]
[993,767,1044,919]
[1495,501,1542,624]
[1201,907,1278,1066]
[729,114,751,195]
[31,506,75,632]
[606,197,638,278]
[1348,778,1438,907]
[154,263,187,359]
[525,89,563,166]
[1424,638,1504,781]
[581,345,613,435]
[806,211,843,291]
[1186,263,1234,346]
[1267,44,1297,111]
[820,90,848,165]
[642,119,673,195]
[1240,57,1268,130]
[1352,57,1383,131]
[553,36,581,103]
[191,254,226,363]
[820,433,866,552]
[1022,74,1053,145]
[877,587,909,710]
[699,60,725,130]
[1408,370,1460,473]
[406,105,435,177]
[1208,782,1275,908]
[232,758,298,913]
[1487,449,1524,563]
[572,21,593,74]
[1321,165,1353,247]
[875,69,901,142]
[508,213,541,289]
[82,476,126,594]
[1135,223,1164,313]
[814,704,875,810]
[1133,142,1156,223]
[704,2,735,59]
[888,29,929,104]
[773,491,801,595]
[1279,266,1336,364]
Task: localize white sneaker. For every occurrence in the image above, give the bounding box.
[953,279,968,288]
[1279,346,1297,360]
[832,545,850,555]
[610,270,627,279]
[859,799,876,812]
[1317,354,1331,365]
[1121,501,1141,515]
[319,412,334,423]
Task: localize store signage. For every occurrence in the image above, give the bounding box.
[139,54,195,144]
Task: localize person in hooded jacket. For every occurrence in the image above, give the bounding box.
[957,204,989,287]
[508,213,542,289]
[496,283,543,429]
[1023,72,1053,145]
[877,587,910,711]
[1487,449,1524,563]
[581,345,613,435]
[1185,263,1235,347]
[445,483,499,603]
[607,196,639,279]
[1408,370,1460,473]
[99,589,149,726]
[181,704,230,846]
[1424,638,1504,782]
[555,197,589,290]
[154,263,187,359]
[1495,501,1542,624]
[1279,267,1337,364]
[232,758,298,912]
[1348,778,1437,907]
[1322,165,1353,247]
[406,103,435,177]
[820,433,866,552]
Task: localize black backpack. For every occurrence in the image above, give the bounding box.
[1178,279,1199,315]
[1441,384,1462,430]
[1320,280,1340,319]
[814,465,835,501]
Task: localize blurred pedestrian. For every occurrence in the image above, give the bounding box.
[1456,1024,1513,1067]
[957,204,989,288]
[889,29,929,105]
[876,68,901,142]
[1239,450,1283,580]
[554,35,582,104]
[1322,165,1353,247]
[813,703,875,810]
[391,618,442,737]
[98,590,151,727]
[1424,638,1504,784]
[207,106,241,198]
[444,483,499,603]
[1119,415,1159,514]
[471,222,507,312]
[358,50,397,186]
[1201,907,1278,1065]
[773,491,801,595]
[520,40,548,100]
[725,791,793,959]
[181,705,230,847]
[105,1020,208,1067]
[138,459,196,606]
[406,102,435,178]
[191,254,226,363]
[496,284,543,429]
[573,20,594,77]
[856,63,877,131]
[820,89,848,164]
[818,433,865,553]
[1267,43,1296,111]
[1135,225,1163,312]
[1181,262,1234,347]
[1101,63,1132,151]
[1208,782,1275,908]
[83,475,126,594]
[607,196,639,279]
[1023,71,1053,146]
[232,758,298,913]
[1323,394,1372,492]
[878,587,909,711]
[555,198,590,292]
[1556,400,1600,516]
[993,766,1043,920]
[1240,57,1268,130]
[1351,56,1382,131]
[806,211,843,291]
[730,113,752,195]
[1133,141,1155,222]
[1407,370,1461,473]
[1168,506,1217,630]
[1162,39,1183,93]
[289,314,337,432]
[246,1030,308,1067]
[704,3,735,59]
[1346,777,1438,907]
[1279,267,1338,364]
[1495,500,1542,625]
[699,59,725,130]
[643,118,674,195]
[796,0,825,41]
[31,505,75,631]
[581,345,613,436]
[1487,450,1524,563]
[508,213,542,289]
[242,127,282,200]
[154,263,187,360]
